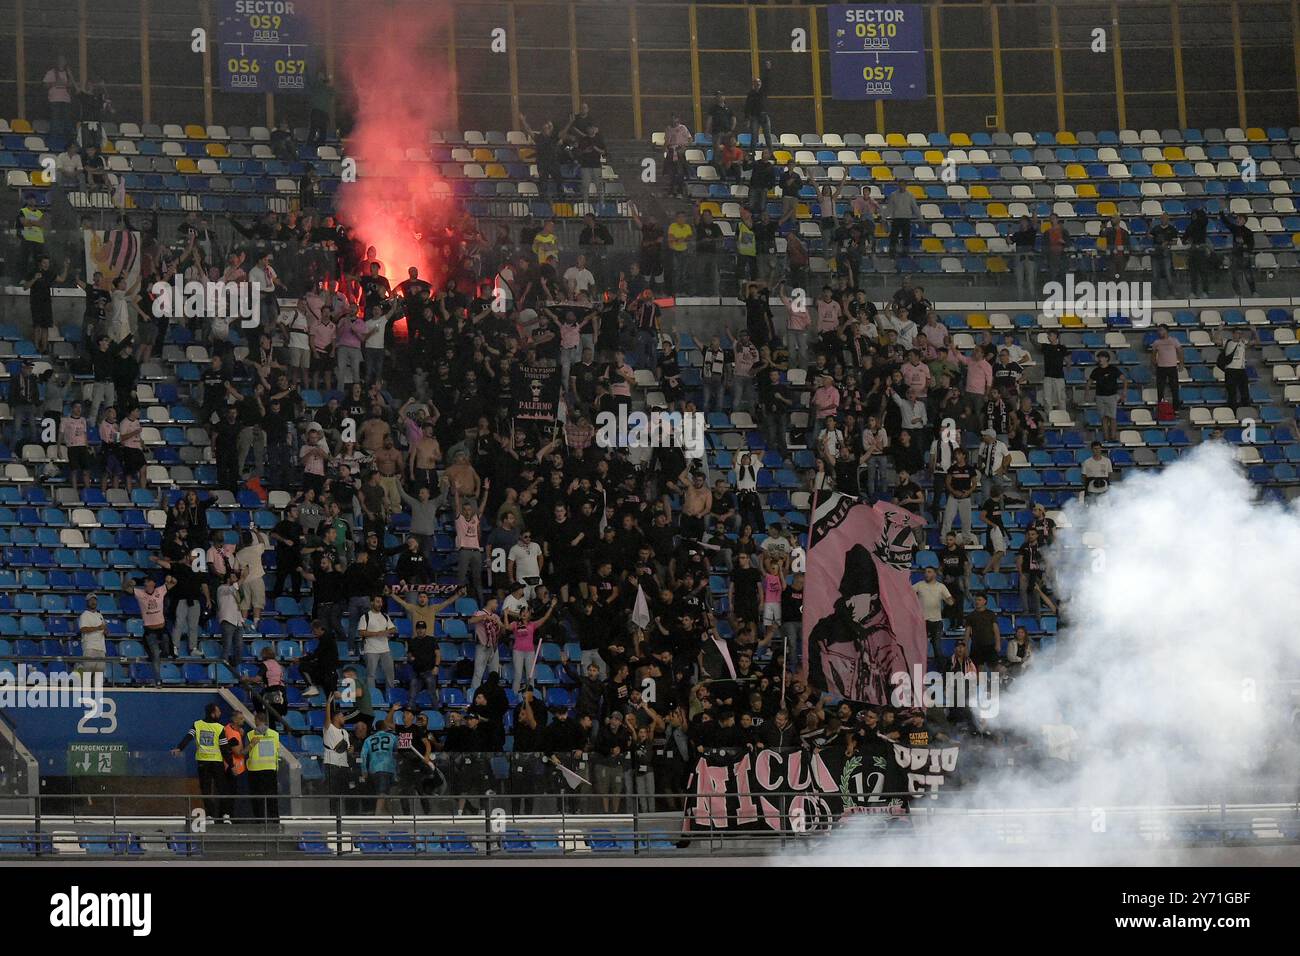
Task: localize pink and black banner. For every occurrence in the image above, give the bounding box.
[801,493,927,707]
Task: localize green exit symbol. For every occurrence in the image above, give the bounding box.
[67,742,127,777]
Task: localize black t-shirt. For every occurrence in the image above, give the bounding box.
[966,608,998,650]
[1041,343,1068,379]
[895,480,923,513]
[947,464,976,496]
[273,519,302,556]
[780,585,803,621]
[732,566,761,617]
[1018,543,1045,578]
[1090,364,1121,397]
[706,103,735,134]
[938,545,967,584]
[169,564,205,602]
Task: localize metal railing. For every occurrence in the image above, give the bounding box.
[6,781,1300,859]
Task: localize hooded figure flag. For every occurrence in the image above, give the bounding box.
[802,493,927,708]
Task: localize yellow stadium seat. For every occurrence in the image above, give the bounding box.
[552,202,573,218]
[922,237,944,253]
[949,132,972,147]
[795,202,811,219]
[1065,164,1086,179]
[174,158,198,173]
[698,201,722,217]
[874,223,888,238]
[30,169,52,186]
[924,149,944,165]
[1152,162,1173,178]
[124,194,136,209]
[184,124,206,139]
[472,148,493,163]
[517,147,535,161]
[1097,200,1117,217]
[773,150,793,164]
[987,202,1008,218]
[1246,127,1266,141]
[1075,183,1098,198]
[10,119,32,134]
[1292,233,1300,248]
[1162,146,1185,161]
[205,143,228,158]
[967,312,990,329]
[986,257,1009,274]
[964,238,988,254]
[1056,131,1078,146]
[101,140,116,154]
[885,133,907,147]
[860,150,882,164]
[906,185,925,200]
[872,166,894,181]
[969,185,991,200]
[485,163,507,178]
[1059,313,1083,327]
[1095,236,1109,250]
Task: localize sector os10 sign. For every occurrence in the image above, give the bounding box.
[828,5,927,101]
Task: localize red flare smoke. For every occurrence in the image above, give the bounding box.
[333,2,458,287]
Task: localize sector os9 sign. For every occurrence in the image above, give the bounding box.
[217,0,315,94]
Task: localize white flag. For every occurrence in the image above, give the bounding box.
[631,584,650,629]
[556,762,591,790]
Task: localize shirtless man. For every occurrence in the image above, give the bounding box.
[372,435,405,515]
[679,470,712,543]
[408,421,442,496]
[358,406,391,453]
[444,450,481,501]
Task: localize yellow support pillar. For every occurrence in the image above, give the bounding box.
[1050,4,1065,131]
[507,3,521,126]
[629,5,643,140]
[140,0,152,125]
[809,6,824,136]
[568,3,581,114]
[1171,1,1188,129]
[200,0,214,129]
[990,4,1005,131]
[78,0,88,88]
[688,4,702,133]
[15,0,24,121]
[1112,3,1126,130]
[931,4,945,133]
[1230,1,1247,128]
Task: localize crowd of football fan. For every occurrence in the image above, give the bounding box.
[8,102,1269,816]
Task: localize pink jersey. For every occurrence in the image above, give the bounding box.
[513,621,538,653]
[61,416,88,447]
[133,585,168,628]
[763,573,783,605]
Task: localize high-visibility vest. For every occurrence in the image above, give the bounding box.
[193,720,226,762]
[246,728,281,772]
[737,222,756,257]
[19,207,44,244]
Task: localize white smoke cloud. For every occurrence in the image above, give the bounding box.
[788,442,1300,865]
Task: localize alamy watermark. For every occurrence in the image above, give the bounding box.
[50,886,152,936]
[595,408,706,458]
[150,276,262,328]
[1041,275,1151,326]
[890,665,1001,717]
[0,665,104,710]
